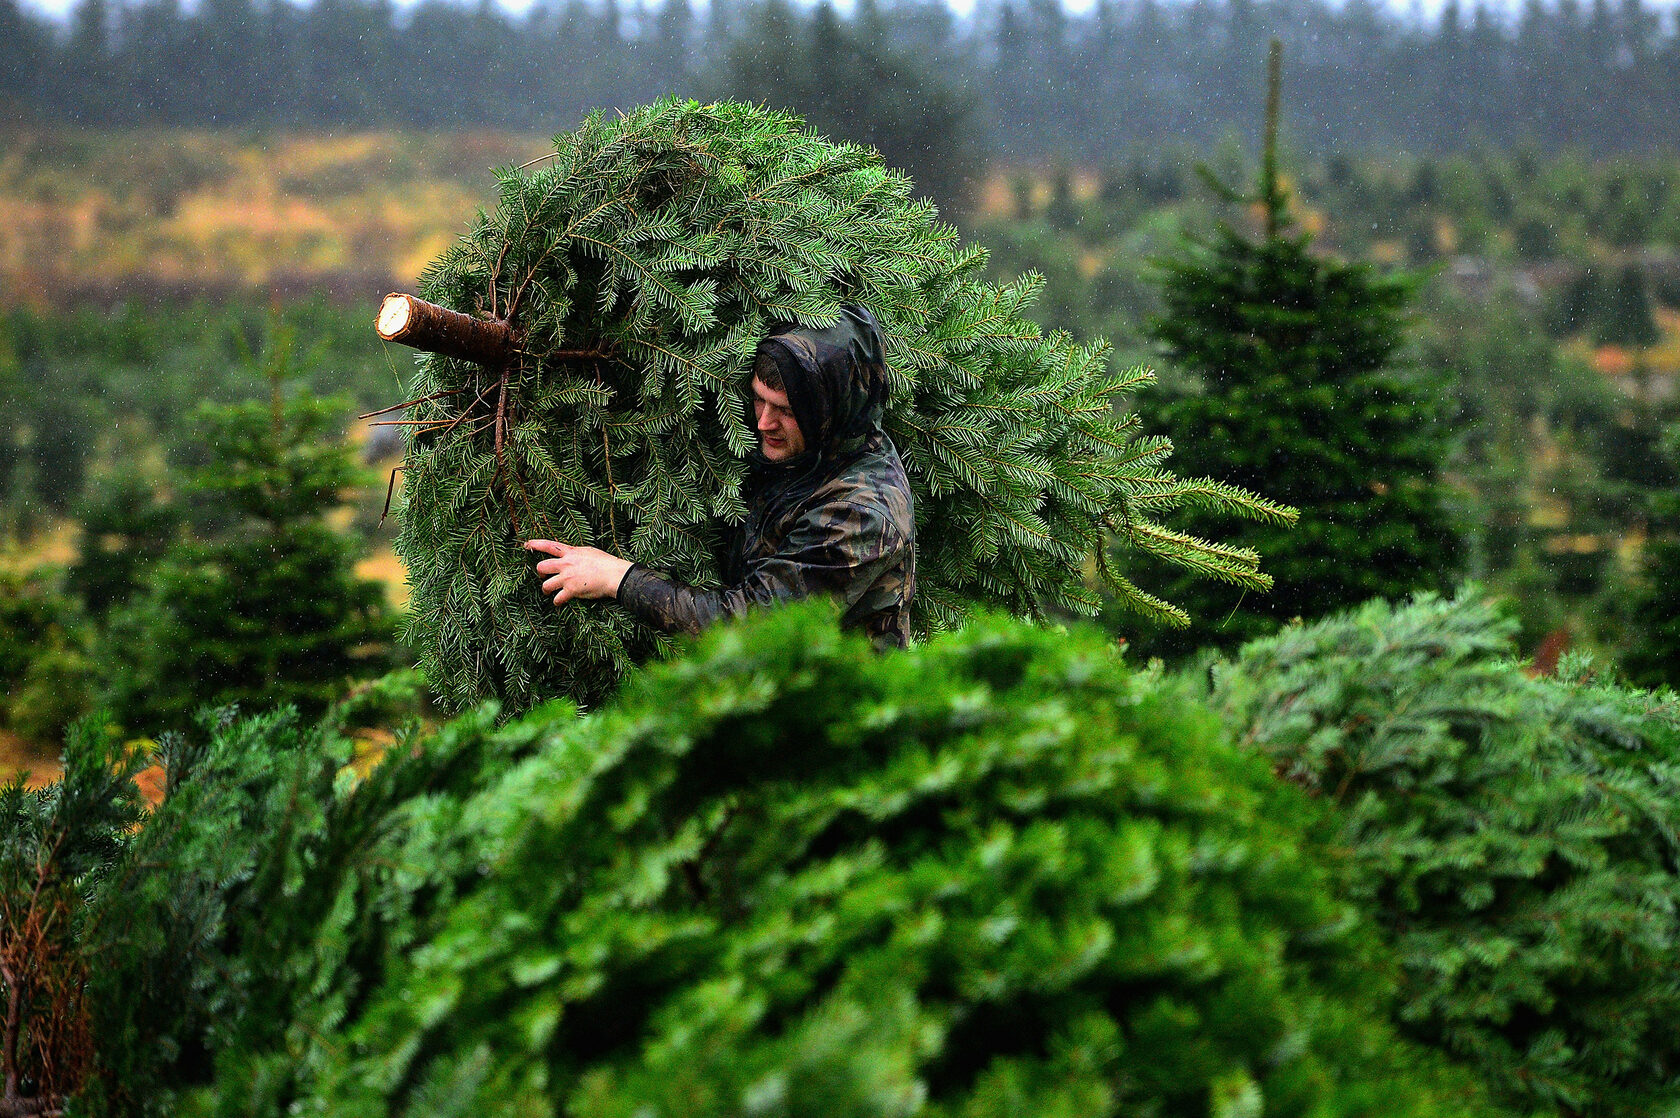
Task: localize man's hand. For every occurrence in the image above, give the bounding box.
[524,539,634,605]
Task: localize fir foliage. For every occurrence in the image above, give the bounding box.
[1127,61,1461,658]
[61,670,493,1117]
[66,474,184,622]
[1210,590,1680,1116]
[1622,424,1680,689]
[393,98,1290,713]
[102,325,394,735]
[0,567,96,743]
[75,705,365,1116]
[139,604,1488,1118]
[0,716,147,1115]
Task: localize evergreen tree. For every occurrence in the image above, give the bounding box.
[78,604,1499,1118]
[1212,590,1680,1117]
[1594,263,1660,346]
[1126,45,1462,658]
[102,324,393,735]
[0,568,95,743]
[67,474,183,621]
[717,0,980,210]
[0,716,146,1118]
[0,314,100,537]
[389,99,1290,714]
[1622,424,1680,687]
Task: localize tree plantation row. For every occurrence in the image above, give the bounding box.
[7,593,1680,1117]
[4,124,1678,748]
[2,94,1679,1118]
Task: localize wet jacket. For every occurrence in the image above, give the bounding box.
[617,307,916,647]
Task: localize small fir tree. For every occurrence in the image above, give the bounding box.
[67,473,183,621]
[0,567,95,743]
[1126,44,1462,658]
[389,98,1291,714]
[1595,264,1660,347]
[102,324,393,735]
[1623,424,1680,687]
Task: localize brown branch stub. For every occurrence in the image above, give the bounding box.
[376,293,518,368]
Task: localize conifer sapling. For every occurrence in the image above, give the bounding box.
[1128,43,1461,658]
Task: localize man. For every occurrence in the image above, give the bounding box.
[525,305,916,647]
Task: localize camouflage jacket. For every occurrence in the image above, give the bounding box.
[618,309,916,647]
[618,430,915,647]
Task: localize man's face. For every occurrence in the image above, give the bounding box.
[752,376,806,461]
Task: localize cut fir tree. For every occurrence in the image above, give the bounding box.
[384,98,1294,713]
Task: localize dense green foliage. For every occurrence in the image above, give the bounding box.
[65,604,1491,1118]
[66,475,186,622]
[0,314,100,536]
[75,704,365,1116]
[0,716,147,1115]
[1623,425,1680,688]
[1551,264,1663,346]
[0,567,95,742]
[1128,157,1462,657]
[396,98,1288,713]
[1210,591,1680,1116]
[18,595,1680,1117]
[101,331,393,735]
[0,300,396,536]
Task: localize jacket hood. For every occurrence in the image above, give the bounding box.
[754,304,889,465]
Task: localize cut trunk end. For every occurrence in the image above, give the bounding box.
[376,293,518,367]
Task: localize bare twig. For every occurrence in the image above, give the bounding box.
[380,464,406,526]
[357,386,464,420]
[493,369,510,466]
[514,151,560,172]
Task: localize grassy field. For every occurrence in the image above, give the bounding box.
[0,129,552,306]
[0,127,1110,307]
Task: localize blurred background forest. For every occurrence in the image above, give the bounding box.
[5,0,1680,770]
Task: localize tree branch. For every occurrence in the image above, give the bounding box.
[376,293,518,368]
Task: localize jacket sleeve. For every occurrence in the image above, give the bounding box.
[618,498,907,636]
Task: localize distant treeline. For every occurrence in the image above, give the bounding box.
[3,0,1680,162]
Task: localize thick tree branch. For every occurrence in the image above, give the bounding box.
[376,293,518,368]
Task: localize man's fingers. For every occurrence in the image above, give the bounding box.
[529,539,599,608]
